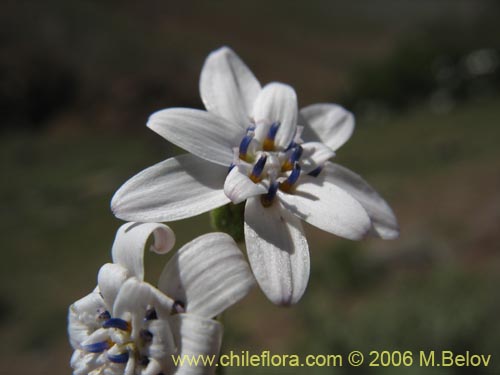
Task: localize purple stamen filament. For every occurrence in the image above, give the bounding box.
[308,166,323,177]
[103,318,130,331]
[83,340,112,353]
[249,156,267,183]
[280,163,301,192]
[263,122,280,151]
[239,135,253,160]
[261,182,279,207]
[108,351,130,364]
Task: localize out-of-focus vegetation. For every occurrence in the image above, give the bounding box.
[1,1,499,374]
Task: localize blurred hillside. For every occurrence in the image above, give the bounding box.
[1,1,499,374]
[2,0,499,132]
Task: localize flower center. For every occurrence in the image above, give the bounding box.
[81,308,158,371]
[234,121,305,206]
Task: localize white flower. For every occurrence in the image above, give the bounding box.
[68,222,254,375]
[111,46,399,306]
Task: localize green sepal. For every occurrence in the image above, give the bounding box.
[210,203,245,243]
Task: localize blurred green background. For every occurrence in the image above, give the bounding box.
[1,1,499,374]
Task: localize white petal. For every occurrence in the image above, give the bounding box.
[299,142,335,173]
[323,162,399,239]
[71,350,100,375]
[147,108,244,166]
[279,174,371,240]
[81,327,109,347]
[142,359,164,375]
[113,278,174,339]
[223,165,267,204]
[253,82,298,149]
[170,314,222,375]
[244,197,310,305]
[146,320,176,360]
[200,46,261,128]
[111,154,231,222]
[97,263,129,310]
[300,103,355,151]
[68,292,106,348]
[158,233,254,318]
[111,222,175,280]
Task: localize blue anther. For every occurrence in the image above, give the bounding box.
[83,340,110,353]
[140,329,153,343]
[246,125,256,133]
[308,166,323,177]
[250,156,267,180]
[239,135,253,158]
[285,141,296,152]
[98,310,111,321]
[172,300,186,314]
[108,351,130,364]
[263,122,281,150]
[145,308,157,321]
[228,163,235,173]
[103,318,129,331]
[287,164,301,185]
[266,182,279,201]
[139,355,150,366]
[290,145,303,163]
[267,122,280,140]
[261,181,279,207]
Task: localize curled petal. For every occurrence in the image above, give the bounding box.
[200,46,261,128]
[70,350,100,375]
[111,154,231,223]
[147,108,244,166]
[170,314,223,375]
[141,359,164,375]
[323,162,399,239]
[97,263,129,310]
[68,292,106,348]
[113,278,174,339]
[145,320,176,360]
[158,233,255,318]
[244,197,310,305]
[300,103,355,150]
[111,222,176,280]
[279,174,371,240]
[253,83,298,149]
[81,328,110,348]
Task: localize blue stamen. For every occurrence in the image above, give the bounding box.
[140,329,153,343]
[172,300,186,314]
[97,310,111,321]
[108,351,129,364]
[239,135,253,159]
[282,145,303,171]
[246,125,256,133]
[228,163,235,173]
[83,340,111,353]
[250,156,267,182]
[263,122,280,150]
[280,164,301,192]
[290,145,303,164]
[261,181,279,207]
[285,141,296,152]
[287,164,301,185]
[103,318,129,331]
[268,122,280,140]
[308,166,323,177]
[145,308,157,320]
[140,355,150,366]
